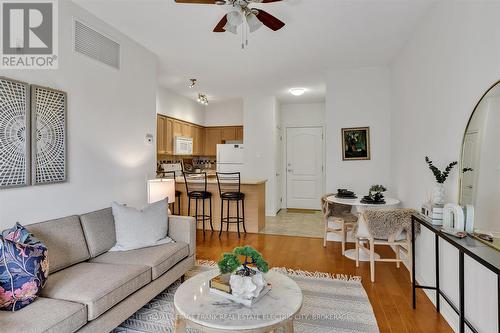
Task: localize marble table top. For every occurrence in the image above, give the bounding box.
[174,269,303,331]
[326,195,401,207]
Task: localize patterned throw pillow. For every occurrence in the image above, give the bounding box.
[0,223,49,311]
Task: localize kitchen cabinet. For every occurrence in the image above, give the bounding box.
[204,127,222,156]
[181,123,193,138]
[221,127,236,142]
[157,116,166,154]
[235,127,243,141]
[172,120,182,138]
[165,117,173,154]
[157,116,243,156]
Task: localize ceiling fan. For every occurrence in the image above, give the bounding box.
[174,0,285,34]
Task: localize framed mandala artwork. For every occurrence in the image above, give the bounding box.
[0,77,31,188]
[31,85,67,185]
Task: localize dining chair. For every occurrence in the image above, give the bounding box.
[354,208,416,282]
[321,193,358,254]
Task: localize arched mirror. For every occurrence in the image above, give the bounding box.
[460,81,500,233]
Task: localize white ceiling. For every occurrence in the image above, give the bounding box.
[74,0,434,103]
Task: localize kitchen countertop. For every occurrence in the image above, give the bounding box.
[174,177,267,185]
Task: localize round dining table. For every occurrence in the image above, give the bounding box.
[325,195,401,261]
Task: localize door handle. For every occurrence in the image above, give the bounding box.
[287,169,293,173]
[466,185,473,189]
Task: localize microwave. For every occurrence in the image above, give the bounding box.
[174,136,193,155]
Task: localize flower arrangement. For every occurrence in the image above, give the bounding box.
[218,246,269,277]
[425,156,458,183]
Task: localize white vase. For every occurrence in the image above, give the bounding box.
[229,270,266,300]
[432,183,445,205]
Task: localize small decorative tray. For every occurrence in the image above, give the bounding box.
[470,232,500,252]
[360,196,386,205]
[336,189,357,199]
[335,194,357,199]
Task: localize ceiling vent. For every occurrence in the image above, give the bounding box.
[74,19,120,69]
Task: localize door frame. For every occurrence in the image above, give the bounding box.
[283,126,325,210]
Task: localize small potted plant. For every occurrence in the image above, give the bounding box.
[425,156,457,204]
[369,185,387,202]
[218,246,269,300]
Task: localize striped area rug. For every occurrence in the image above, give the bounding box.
[113,261,379,333]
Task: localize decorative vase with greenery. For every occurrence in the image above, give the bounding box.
[218,246,269,299]
[425,156,458,205]
[369,184,387,202]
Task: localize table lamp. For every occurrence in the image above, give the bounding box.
[147,179,175,204]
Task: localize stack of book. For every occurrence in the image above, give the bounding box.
[209,274,271,307]
[421,202,444,225]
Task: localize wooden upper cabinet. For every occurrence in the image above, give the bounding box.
[235,126,243,141]
[205,127,222,156]
[181,123,193,138]
[196,126,205,155]
[165,118,173,154]
[157,117,243,156]
[157,116,166,154]
[172,120,182,138]
[221,127,236,142]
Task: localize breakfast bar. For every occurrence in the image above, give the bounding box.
[175,178,267,233]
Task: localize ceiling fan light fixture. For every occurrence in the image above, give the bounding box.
[223,22,238,34]
[289,88,306,96]
[227,10,243,26]
[246,13,263,33]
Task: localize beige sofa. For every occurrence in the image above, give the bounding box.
[0,208,196,333]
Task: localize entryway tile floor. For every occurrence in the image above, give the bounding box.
[260,210,324,238]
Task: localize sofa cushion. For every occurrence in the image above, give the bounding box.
[91,242,189,280]
[40,262,151,320]
[0,223,49,311]
[26,216,90,273]
[111,199,171,251]
[80,208,116,258]
[0,297,87,333]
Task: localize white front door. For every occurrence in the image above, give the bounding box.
[286,127,324,209]
[461,131,479,205]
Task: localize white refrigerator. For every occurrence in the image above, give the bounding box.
[216,144,244,173]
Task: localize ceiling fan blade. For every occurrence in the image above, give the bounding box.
[213,15,228,32]
[255,9,285,31]
[175,0,218,4]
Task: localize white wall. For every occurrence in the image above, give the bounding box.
[204,98,243,127]
[0,0,158,228]
[326,67,392,196]
[156,87,205,125]
[391,1,500,332]
[280,102,325,208]
[280,102,325,127]
[243,96,279,216]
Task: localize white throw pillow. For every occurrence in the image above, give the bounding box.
[109,198,173,251]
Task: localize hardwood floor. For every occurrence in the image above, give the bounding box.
[196,230,453,333]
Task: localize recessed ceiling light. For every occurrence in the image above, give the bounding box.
[289,88,306,96]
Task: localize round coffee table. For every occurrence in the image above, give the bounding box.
[173,269,303,333]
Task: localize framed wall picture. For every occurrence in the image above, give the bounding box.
[342,127,371,160]
[0,77,31,188]
[31,85,67,185]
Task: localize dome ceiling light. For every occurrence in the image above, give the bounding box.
[289,88,306,96]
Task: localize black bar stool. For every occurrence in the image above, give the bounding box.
[216,172,246,238]
[183,172,213,232]
[161,171,181,215]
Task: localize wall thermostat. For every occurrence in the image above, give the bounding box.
[145,134,153,145]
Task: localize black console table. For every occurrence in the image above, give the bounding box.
[411,213,500,333]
